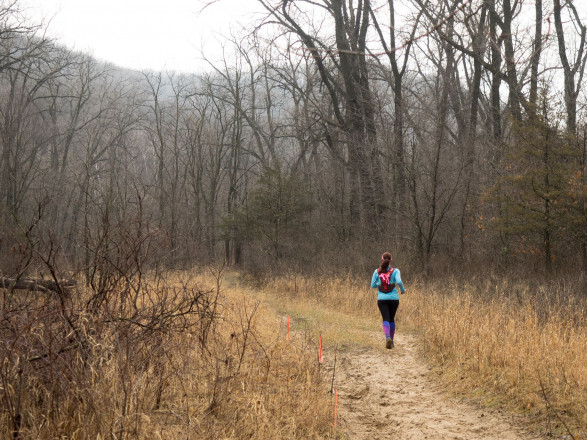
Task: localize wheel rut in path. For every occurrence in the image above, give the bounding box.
[332,333,540,440]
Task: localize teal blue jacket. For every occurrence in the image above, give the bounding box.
[371,267,406,301]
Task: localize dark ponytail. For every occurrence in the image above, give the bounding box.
[378,252,392,273]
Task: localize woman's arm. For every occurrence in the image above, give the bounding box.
[394,269,407,294]
[371,270,380,289]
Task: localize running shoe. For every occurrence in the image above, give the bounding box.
[386,338,392,349]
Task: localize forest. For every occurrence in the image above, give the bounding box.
[0,0,585,276]
[0,0,585,438]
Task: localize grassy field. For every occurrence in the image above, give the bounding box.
[1,268,585,439]
[257,271,587,439]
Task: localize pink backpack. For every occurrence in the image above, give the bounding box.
[377,267,396,293]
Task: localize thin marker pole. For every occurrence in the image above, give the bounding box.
[287,315,290,340]
[319,334,323,364]
[334,388,338,428]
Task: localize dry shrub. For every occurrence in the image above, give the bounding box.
[0,269,336,439]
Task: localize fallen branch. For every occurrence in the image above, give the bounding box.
[0,277,76,293]
[28,341,81,363]
[538,375,577,440]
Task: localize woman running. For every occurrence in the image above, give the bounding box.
[371,252,406,349]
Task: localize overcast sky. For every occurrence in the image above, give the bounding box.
[20,0,265,73]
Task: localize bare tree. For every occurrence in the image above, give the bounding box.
[0,34,69,226]
[553,0,586,136]
[256,0,382,235]
[369,0,422,220]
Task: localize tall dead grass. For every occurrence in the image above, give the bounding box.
[260,271,586,437]
[0,270,336,439]
[4,266,583,438]
[406,276,586,438]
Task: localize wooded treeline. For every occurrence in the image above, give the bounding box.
[1,0,586,278]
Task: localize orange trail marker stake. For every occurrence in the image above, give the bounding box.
[333,387,338,428]
[287,315,290,340]
[319,334,323,364]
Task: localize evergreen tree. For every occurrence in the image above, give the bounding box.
[489,97,582,270]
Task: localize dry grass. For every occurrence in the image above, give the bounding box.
[0,269,337,439]
[406,276,587,438]
[257,271,587,438]
[243,283,378,350]
[3,268,584,439]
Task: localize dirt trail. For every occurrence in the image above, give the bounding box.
[331,333,539,440]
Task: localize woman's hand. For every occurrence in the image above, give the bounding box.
[401,290,406,295]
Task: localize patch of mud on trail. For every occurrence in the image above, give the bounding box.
[331,333,539,440]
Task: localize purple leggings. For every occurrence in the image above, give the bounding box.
[377,300,399,339]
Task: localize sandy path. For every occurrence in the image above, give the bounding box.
[331,333,539,440]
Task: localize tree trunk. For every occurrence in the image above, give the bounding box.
[553,0,586,136]
[529,0,542,110]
